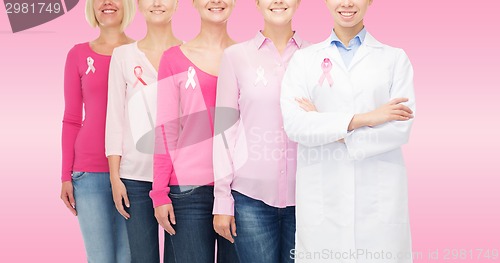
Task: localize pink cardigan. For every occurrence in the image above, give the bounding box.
[150,46,217,207]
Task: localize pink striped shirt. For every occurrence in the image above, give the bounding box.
[213,32,309,215]
[150,46,217,207]
[61,43,110,182]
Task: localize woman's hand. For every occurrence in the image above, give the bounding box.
[349,98,414,131]
[155,204,176,235]
[60,181,77,216]
[111,177,130,219]
[365,98,413,127]
[214,214,237,243]
[295,97,318,112]
[295,97,346,142]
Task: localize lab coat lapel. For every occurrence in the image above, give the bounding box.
[317,36,348,72]
[348,44,369,71]
[348,32,383,71]
[327,45,348,72]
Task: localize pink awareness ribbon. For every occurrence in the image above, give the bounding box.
[185,66,197,89]
[318,58,334,87]
[85,57,95,75]
[133,66,147,88]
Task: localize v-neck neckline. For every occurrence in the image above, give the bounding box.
[134,41,159,75]
[176,46,218,79]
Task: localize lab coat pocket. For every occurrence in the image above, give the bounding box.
[377,160,409,224]
[296,163,324,227]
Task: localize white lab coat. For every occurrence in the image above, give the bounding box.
[281,32,415,263]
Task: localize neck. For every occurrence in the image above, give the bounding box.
[334,22,364,47]
[262,22,294,52]
[96,26,129,45]
[140,22,178,50]
[193,21,233,48]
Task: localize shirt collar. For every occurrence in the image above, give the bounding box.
[253,31,304,50]
[330,27,367,48]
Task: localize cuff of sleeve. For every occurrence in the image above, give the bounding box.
[149,188,172,208]
[105,151,123,158]
[212,196,235,216]
[344,127,369,161]
[61,171,72,182]
[332,112,355,141]
[61,176,72,182]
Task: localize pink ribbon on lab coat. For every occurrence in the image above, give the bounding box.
[318,58,334,87]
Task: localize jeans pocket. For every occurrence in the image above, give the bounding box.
[168,186,198,199]
[71,171,87,181]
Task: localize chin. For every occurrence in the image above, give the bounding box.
[98,20,122,28]
[207,16,230,24]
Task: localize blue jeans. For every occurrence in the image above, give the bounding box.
[233,191,296,263]
[122,179,159,263]
[164,186,239,263]
[72,172,131,263]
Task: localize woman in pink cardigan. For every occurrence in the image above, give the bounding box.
[150,0,239,262]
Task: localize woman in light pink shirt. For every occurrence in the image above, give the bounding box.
[151,0,239,262]
[212,0,310,262]
[59,0,135,261]
[105,0,182,261]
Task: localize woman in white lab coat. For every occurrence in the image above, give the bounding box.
[280,0,415,262]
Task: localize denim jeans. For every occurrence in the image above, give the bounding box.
[122,179,159,263]
[164,186,239,263]
[72,172,131,263]
[232,191,296,263]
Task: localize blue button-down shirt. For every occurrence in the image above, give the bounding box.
[330,27,367,67]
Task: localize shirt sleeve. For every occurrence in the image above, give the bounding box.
[213,51,239,216]
[280,50,354,148]
[150,52,177,207]
[61,46,82,182]
[345,49,416,160]
[105,48,126,157]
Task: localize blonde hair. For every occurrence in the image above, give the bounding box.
[85,0,136,31]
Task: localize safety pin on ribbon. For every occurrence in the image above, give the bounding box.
[185,66,197,89]
[133,66,147,88]
[86,57,95,75]
[254,66,268,86]
[318,58,334,87]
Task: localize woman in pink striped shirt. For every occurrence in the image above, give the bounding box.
[212,0,309,262]
[151,0,239,262]
[59,0,135,262]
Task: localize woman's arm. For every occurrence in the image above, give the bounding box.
[150,52,178,208]
[344,49,416,160]
[60,46,81,216]
[106,49,130,219]
[213,51,239,243]
[61,46,83,182]
[151,52,178,236]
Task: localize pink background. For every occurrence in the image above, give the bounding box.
[1,0,499,262]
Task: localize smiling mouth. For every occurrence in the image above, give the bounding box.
[270,8,287,13]
[102,9,117,14]
[339,11,356,18]
[208,7,225,12]
[150,10,165,14]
